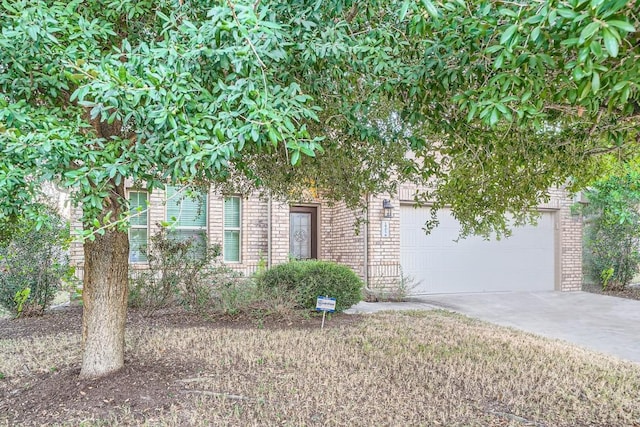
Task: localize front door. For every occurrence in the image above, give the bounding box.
[289,206,318,259]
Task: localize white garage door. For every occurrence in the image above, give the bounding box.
[400,206,556,294]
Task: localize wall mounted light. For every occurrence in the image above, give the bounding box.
[382,199,394,218]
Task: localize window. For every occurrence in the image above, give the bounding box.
[223,196,241,262]
[128,191,149,263]
[166,186,208,243]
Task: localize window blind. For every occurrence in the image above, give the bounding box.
[166,186,207,227]
[223,196,241,262]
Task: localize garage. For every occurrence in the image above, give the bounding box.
[400,205,557,294]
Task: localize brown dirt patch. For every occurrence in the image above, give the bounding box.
[3,358,201,425]
[0,305,362,340]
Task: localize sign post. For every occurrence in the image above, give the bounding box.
[315,296,336,329]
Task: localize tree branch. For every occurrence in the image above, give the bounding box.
[346,3,359,23]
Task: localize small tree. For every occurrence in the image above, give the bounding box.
[0,209,74,316]
[583,169,640,289]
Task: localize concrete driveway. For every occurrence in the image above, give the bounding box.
[347,291,640,364]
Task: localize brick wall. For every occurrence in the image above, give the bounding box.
[552,187,583,291]
[270,199,291,266]
[365,194,401,291]
[324,201,365,279]
[66,182,583,293]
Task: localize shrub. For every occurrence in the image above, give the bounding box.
[258,260,363,312]
[581,169,640,289]
[129,227,243,314]
[0,211,74,317]
[584,220,640,289]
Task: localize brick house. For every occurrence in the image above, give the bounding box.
[68,181,582,294]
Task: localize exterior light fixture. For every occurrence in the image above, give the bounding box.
[382,199,394,218]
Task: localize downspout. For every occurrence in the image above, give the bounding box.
[363,194,369,289]
[267,194,272,268]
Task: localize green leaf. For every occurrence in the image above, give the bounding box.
[500,24,518,45]
[466,103,478,122]
[489,108,499,126]
[421,0,439,18]
[498,8,517,18]
[612,81,628,91]
[591,71,600,93]
[291,150,300,166]
[268,128,279,146]
[399,1,410,21]
[606,20,635,33]
[602,28,619,57]
[573,67,585,81]
[579,22,600,44]
[531,27,541,41]
[579,81,592,100]
[27,26,38,41]
[556,8,577,19]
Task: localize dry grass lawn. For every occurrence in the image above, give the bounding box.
[1,309,639,426]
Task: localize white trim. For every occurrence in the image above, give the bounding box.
[223,195,242,263]
[127,190,149,264]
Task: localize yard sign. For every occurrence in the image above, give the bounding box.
[316,296,336,329]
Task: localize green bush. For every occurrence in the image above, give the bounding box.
[584,220,640,289]
[581,169,640,289]
[258,260,363,312]
[0,211,74,317]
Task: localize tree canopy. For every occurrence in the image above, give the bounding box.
[0,0,638,376]
[1,0,639,233]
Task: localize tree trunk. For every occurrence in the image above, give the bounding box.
[80,197,130,378]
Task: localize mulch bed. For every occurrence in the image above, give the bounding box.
[582,282,640,301]
[0,305,361,340]
[3,358,201,425]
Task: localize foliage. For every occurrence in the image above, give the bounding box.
[0,216,19,250]
[600,267,615,290]
[581,168,640,289]
[208,278,301,318]
[1,0,638,239]
[13,288,31,317]
[0,210,73,317]
[128,227,243,314]
[259,260,363,312]
[129,227,298,317]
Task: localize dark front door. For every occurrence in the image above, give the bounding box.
[289,206,318,259]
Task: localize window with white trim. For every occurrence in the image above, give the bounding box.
[128,191,149,263]
[166,186,208,244]
[223,196,241,262]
